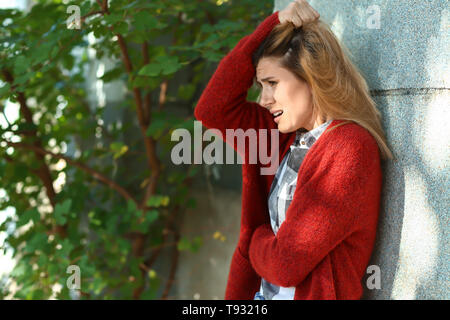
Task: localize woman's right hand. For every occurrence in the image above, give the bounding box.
[278,0,320,28]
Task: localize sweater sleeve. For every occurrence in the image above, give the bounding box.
[248,133,381,288]
[194,12,280,141]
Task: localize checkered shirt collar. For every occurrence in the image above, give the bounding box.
[293,120,333,148]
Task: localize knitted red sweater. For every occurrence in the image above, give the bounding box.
[194,11,383,300]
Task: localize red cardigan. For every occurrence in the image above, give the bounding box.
[194,11,383,300]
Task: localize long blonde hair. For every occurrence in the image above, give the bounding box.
[252,20,394,160]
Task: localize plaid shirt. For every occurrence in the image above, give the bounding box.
[256,119,333,300]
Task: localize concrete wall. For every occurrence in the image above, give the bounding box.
[175,0,449,300]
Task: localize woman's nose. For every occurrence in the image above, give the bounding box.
[260,93,274,109]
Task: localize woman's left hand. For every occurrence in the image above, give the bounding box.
[279,0,320,28]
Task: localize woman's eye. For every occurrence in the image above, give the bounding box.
[255,81,276,88]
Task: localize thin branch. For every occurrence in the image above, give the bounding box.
[139,12,184,207]
[95,0,103,10]
[2,68,68,237]
[110,29,161,210]
[159,169,197,299]
[161,228,180,300]
[198,0,216,25]
[102,0,109,14]
[141,42,150,124]
[5,141,137,205]
[158,81,168,111]
[134,207,176,300]
[139,165,196,299]
[140,211,174,270]
[140,43,161,208]
[157,12,181,112]
[116,34,134,74]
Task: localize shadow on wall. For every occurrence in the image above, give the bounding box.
[361,122,405,300]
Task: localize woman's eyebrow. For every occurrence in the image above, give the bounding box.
[256,76,275,83]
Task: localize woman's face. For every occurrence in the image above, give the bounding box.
[256,56,318,133]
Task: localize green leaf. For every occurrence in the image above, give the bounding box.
[145,210,159,224]
[13,56,28,75]
[99,67,122,82]
[110,142,128,159]
[203,51,224,62]
[17,208,40,227]
[177,237,190,251]
[247,86,260,102]
[157,56,181,75]
[177,83,196,101]
[13,73,31,86]
[114,21,128,34]
[25,233,48,253]
[90,276,107,295]
[104,13,123,25]
[146,195,169,208]
[32,289,45,299]
[140,289,157,300]
[145,113,167,139]
[10,263,27,277]
[57,238,74,258]
[191,236,203,253]
[30,41,53,65]
[54,199,72,225]
[131,76,161,89]
[88,211,101,226]
[134,12,158,31]
[127,200,138,213]
[176,118,195,133]
[177,236,203,252]
[105,214,119,234]
[138,56,181,77]
[92,22,107,38]
[138,63,162,77]
[16,122,37,133]
[127,200,142,219]
[0,83,11,98]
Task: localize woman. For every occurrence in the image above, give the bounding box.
[194,0,393,300]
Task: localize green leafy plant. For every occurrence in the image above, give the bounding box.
[0,0,272,299]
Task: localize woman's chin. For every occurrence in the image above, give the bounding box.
[277,124,295,134]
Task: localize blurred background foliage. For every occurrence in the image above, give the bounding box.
[0,0,272,299]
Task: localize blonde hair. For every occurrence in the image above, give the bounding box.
[252,20,394,160]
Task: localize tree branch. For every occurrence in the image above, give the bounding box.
[1,68,65,237]
[161,209,181,300]
[5,141,137,205]
[110,29,161,211]
[141,42,151,124]
[198,0,217,25]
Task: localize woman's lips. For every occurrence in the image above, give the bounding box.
[273,111,283,123]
